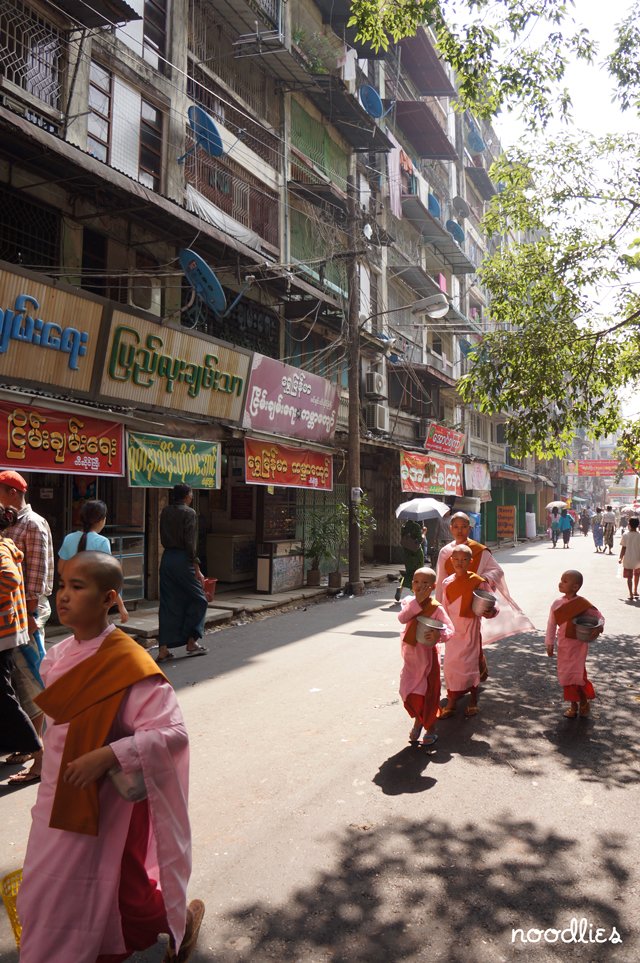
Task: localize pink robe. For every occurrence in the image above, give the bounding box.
[441,575,490,693]
[397,595,453,701]
[545,596,604,688]
[436,541,534,643]
[18,625,191,963]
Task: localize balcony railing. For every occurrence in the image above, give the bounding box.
[185,138,279,249]
[0,0,66,113]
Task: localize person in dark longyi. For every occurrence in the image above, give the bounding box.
[157,484,208,663]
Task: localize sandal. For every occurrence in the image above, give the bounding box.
[464,705,479,717]
[421,733,438,747]
[7,768,41,785]
[157,651,175,664]
[409,723,422,743]
[564,705,578,718]
[579,702,590,717]
[439,706,456,719]
[186,643,208,657]
[2,751,35,766]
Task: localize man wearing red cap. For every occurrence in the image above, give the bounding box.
[0,470,54,783]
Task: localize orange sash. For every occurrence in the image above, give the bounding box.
[445,572,485,618]
[554,596,593,640]
[35,627,165,836]
[444,539,488,576]
[404,598,440,646]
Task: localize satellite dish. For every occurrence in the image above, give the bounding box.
[452,195,470,219]
[179,249,227,314]
[445,220,465,244]
[177,105,224,164]
[359,85,384,119]
[427,193,441,219]
[179,248,255,319]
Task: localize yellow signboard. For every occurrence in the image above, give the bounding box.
[100,312,251,422]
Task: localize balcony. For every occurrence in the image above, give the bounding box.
[304,75,393,153]
[192,0,279,37]
[397,30,456,97]
[391,101,457,161]
[466,164,496,201]
[313,0,388,58]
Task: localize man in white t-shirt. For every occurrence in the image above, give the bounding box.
[619,517,640,599]
[602,506,617,555]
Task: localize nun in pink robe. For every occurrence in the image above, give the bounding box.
[440,574,495,694]
[18,624,191,963]
[436,540,533,644]
[545,597,603,703]
[398,594,454,725]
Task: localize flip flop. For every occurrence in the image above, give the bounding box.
[186,644,208,657]
[2,752,35,766]
[7,769,41,785]
[420,733,438,747]
[439,707,456,719]
[165,899,205,962]
[157,652,175,664]
[464,706,479,717]
[408,723,422,743]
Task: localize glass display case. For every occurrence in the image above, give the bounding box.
[256,539,304,594]
[108,533,145,602]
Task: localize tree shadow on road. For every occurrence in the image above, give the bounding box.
[216,816,630,962]
[449,632,640,789]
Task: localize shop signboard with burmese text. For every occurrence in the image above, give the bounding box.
[0,264,102,393]
[100,312,251,422]
[0,400,124,475]
[497,505,517,539]
[245,438,333,491]
[242,355,340,442]
[400,450,463,496]
[424,423,465,457]
[127,432,221,488]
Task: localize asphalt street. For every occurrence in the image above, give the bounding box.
[1,531,639,962]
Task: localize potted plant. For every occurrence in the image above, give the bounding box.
[304,512,335,586]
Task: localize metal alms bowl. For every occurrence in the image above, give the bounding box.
[416,615,446,646]
[472,589,497,616]
[573,616,604,642]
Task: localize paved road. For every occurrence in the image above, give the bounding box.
[1,531,639,961]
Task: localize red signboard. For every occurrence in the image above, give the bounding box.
[400,450,463,496]
[245,438,333,491]
[0,400,124,475]
[242,355,340,442]
[424,423,465,456]
[570,460,636,477]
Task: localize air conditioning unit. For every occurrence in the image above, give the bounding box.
[365,371,387,399]
[129,276,162,317]
[365,403,389,432]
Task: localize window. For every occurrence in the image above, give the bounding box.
[139,100,162,190]
[87,61,111,162]
[431,333,443,355]
[143,0,168,68]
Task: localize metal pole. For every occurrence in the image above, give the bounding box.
[347,171,363,596]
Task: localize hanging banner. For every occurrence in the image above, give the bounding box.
[0,400,124,475]
[424,423,465,456]
[464,462,491,492]
[242,355,340,442]
[244,438,333,491]
[127,432,221,488]
[400,450,463,496]
[568,459,636,477]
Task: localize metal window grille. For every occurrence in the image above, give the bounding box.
[290,100,348,189]
[87,60,111,163]
[0,0,66,110]
[0,184,60,269]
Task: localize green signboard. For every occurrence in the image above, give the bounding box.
[127,432,221,489]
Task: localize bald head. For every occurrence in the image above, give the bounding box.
[65,551,123,593]
[564,570,583,590]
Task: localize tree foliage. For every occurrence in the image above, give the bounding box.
[348,0,595,125]
[458,136,640,460]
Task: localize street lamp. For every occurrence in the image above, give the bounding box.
[346,287,452,596]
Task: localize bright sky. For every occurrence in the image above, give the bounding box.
[496,0,639,146]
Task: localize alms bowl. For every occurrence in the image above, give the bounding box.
[472,589,497,616]
[416,615,446,646]
[573,615,604,642]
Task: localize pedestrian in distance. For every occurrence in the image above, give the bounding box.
[435,511,533,679]
[545,570,604,719]
[558,508,573,548]
[440,544,498,719]
[17,551,204,963]
[397,567,453,747]
[0,469,54,784]
[59,498,129,623]
[592,508,604,553]
[619,516,640,600]
[157,484,208,663]
[550,507,561,548]
[0,503,42,762]
[394,519,425,603]
[602,505,616,555]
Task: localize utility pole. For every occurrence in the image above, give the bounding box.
[346,170,364,596]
